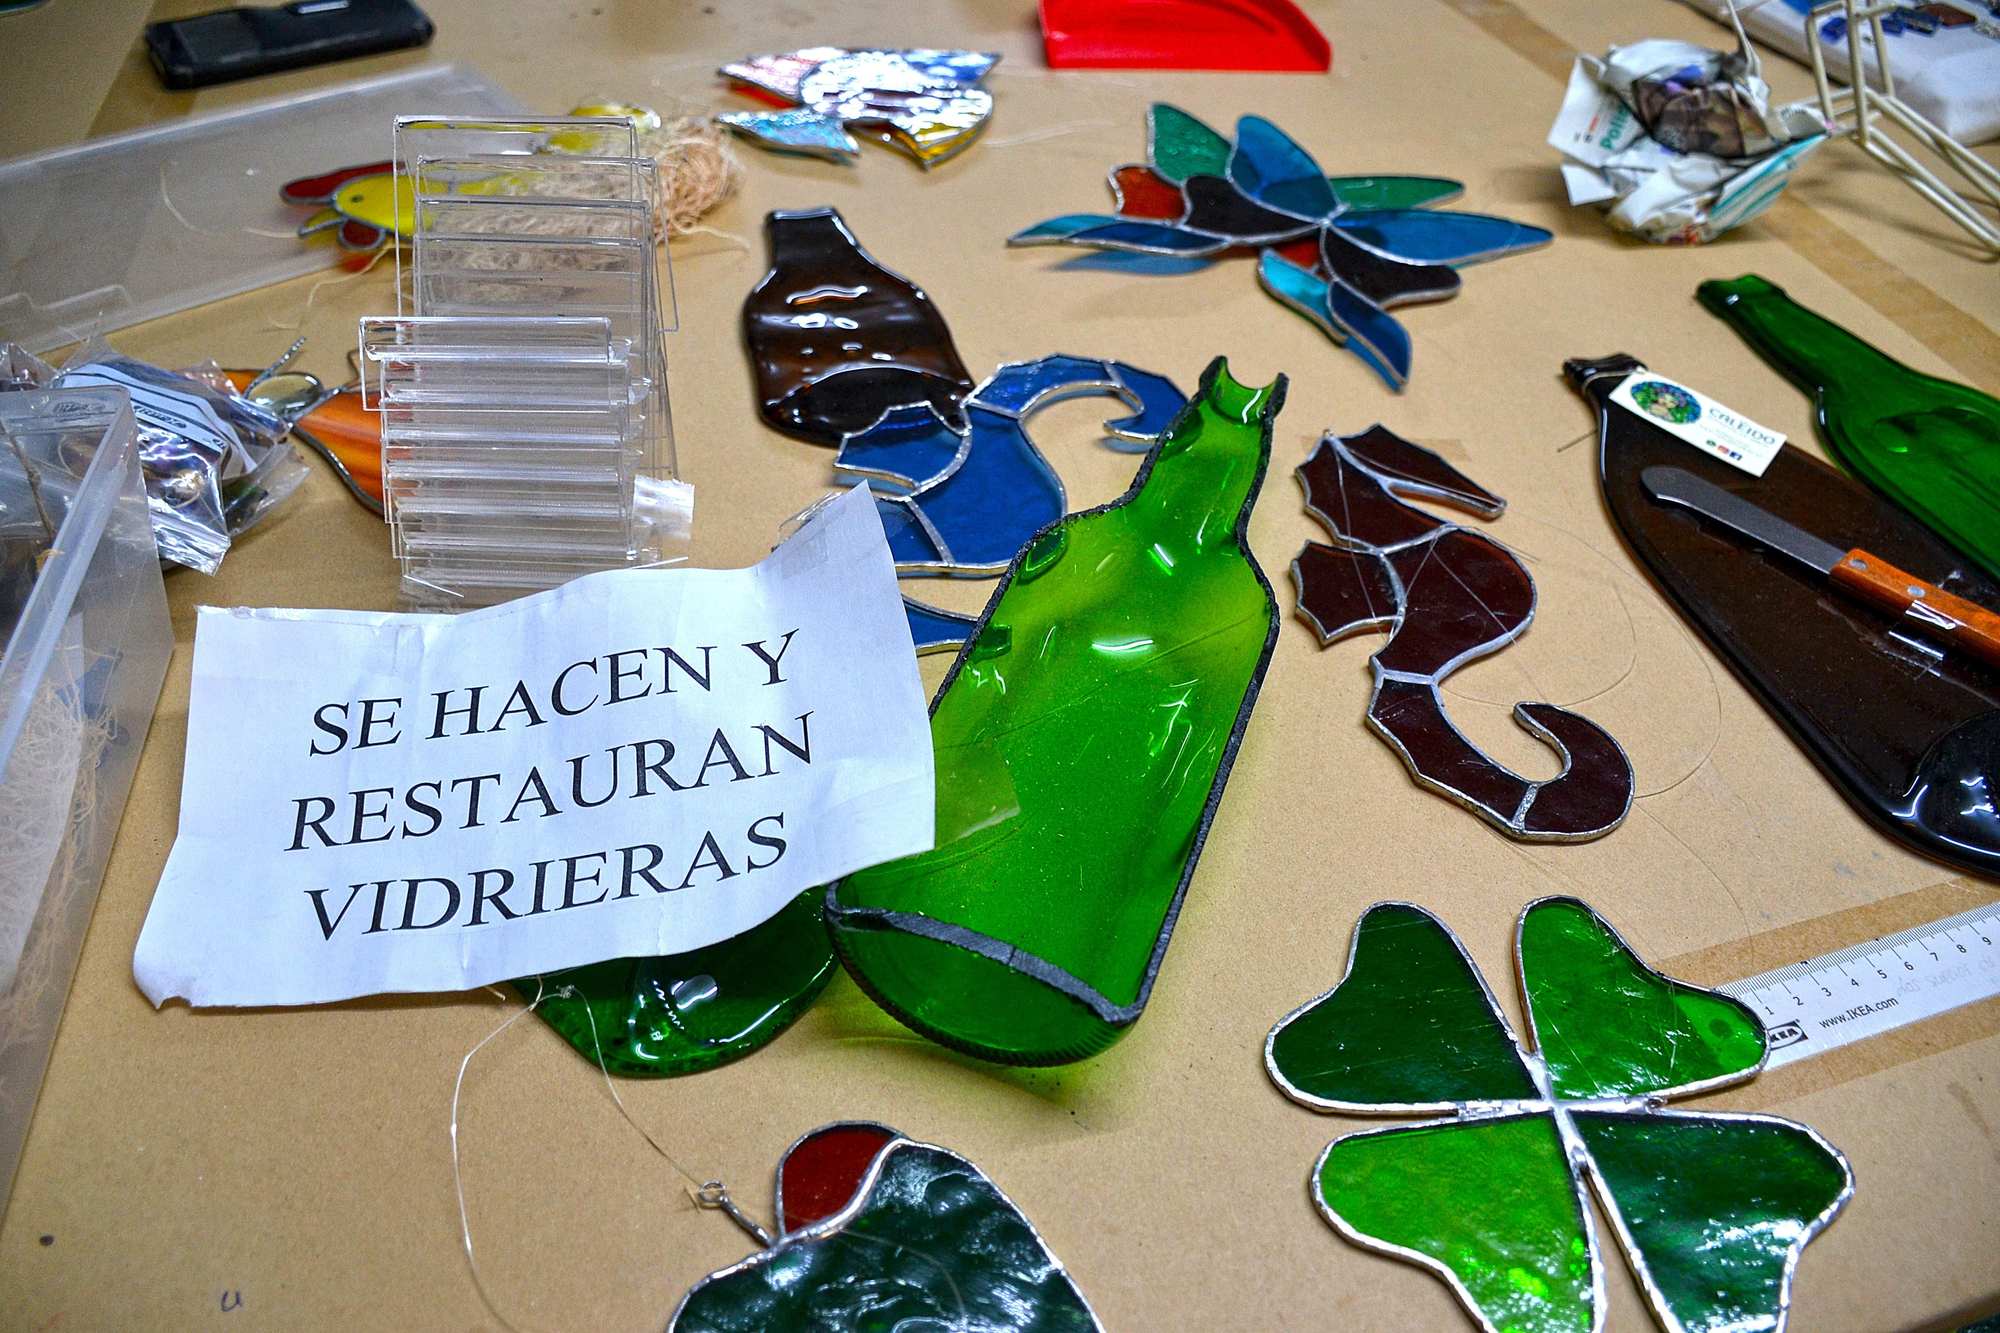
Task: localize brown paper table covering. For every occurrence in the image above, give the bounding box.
[1,1,1997,1329]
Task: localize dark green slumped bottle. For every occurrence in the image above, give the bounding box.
[1699,274,2000,580]
[826,357,1284,1066]
[518,889,836,1076]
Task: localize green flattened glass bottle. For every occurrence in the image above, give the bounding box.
[1699,274,2000,579]
[518,888,836,1076]
[826,357,1284,1066]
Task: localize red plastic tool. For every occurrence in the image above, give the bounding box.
[1040,0,1331,71]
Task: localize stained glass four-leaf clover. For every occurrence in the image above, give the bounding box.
[1265,897,1851,1333]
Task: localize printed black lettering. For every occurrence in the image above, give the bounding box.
[402,782,444,838]
[309,703,349,756]
[570,747,621,808]
[692,730,752,786]
[607,648,652,703]
[631,739,687,796]
[745,813,788,870]
[451,773,504,828]
[616,843,672,897]
[550,659,600,715]
[349,787,396,844]
[657,645,714,692]
[466,869,520,925]
[755,712,812,775]
[397,877,461,930]
[559,853,609,909]
[501,767,562,823]
[743,629,799,685]
[678,831,739,888]
[288,797,338,850]
[305,883,367,939]
[489,680,547,732]
[429,685,487,739]
[355,697,402,749]
[365,879,393,934]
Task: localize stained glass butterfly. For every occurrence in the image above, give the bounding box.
[1011,104,1553,390]
[1265,897,1851,1333]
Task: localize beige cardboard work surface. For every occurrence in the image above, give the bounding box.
[2,0,1998,1329]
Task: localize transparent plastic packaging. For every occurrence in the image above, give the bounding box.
[356,117,689,609]
[0,387,172,1207]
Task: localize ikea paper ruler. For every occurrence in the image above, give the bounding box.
[1718,901,2000,1070]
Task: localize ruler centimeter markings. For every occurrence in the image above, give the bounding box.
[1716,901,2000,1070]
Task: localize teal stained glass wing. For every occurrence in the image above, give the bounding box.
[1228,115,1337,220]
[1518,897,1767,1101]
[1573,1110,1851,1333]
[1327,175,1465,211]
[671,1138,1102,1332]
[715,109,861,162]
[1010,213,1129,245]
[1327,273,1412,390]
[1334,210,1554,266]
[1259,248,1347,344]
[1315,1113,1598,1333]
[1268,901,1537,1110]
[1147,103,1230,183]
[1063,220,1235,254]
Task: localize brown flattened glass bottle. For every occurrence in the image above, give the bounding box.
[743,207,975,446]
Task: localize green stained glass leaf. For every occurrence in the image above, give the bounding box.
[671,1137,1101,1332]
[520,888,836,1077]
[1268,902,1538,1110]
[1326,174,1465,211]
[1573,1111,1851,1333]
[1317,1113,1596,1333]
[1147,103,1230,183]
[1519,897,1765,1101]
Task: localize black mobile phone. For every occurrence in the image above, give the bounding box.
[144,0,435,90]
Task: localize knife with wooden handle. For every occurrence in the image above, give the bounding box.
[1640,466,2000,671]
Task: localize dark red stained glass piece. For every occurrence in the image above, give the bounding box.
[1272,235,1324,274]
[1298,438,1448,549]
[1110,164,1186,220]
[1375,528,1532,675]
[1294,425,1633,839]
[1340,425,1503,517]
[1373,677,1531,816]
[280,161,394,206]
[1569,352,2000,876]
[778,1122,900,1235]
[1180,174,1319,242]
[337,218,387,251]
[1293,541,1399,642]
[1320,227,1461,309]
[1514,703,1639,836]
[744,207,976,447]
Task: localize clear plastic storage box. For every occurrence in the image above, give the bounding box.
[0,387,172,1206]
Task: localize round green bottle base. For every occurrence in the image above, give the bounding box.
[516,889,837,1077]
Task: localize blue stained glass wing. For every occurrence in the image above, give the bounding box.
[1333,210,1554,266]
[1103,362,1186,442]
[1258,248,1347,345]
[835,404,967,491]
[1327,276,1412,390]
[1228,116,1337,220]
[715,109,860,163]
[876,494,950,566]
[903,405,1067,569]
[1055,250,1215,276]
[1064,221,1235,255]
[901,49,1000,85]
[905,597,978,655]
[1009,214,1128,245]
[972,356,1121,415]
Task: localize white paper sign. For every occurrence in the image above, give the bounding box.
[133,485,934,1007]
[1609,369,1787,476]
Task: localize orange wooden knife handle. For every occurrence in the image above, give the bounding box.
[1830,549,2000,670]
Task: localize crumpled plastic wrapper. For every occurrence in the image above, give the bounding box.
[51,339,310,575]
[1548,37,1828,243]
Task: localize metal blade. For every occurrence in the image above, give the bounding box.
[1639,466,1846,575]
